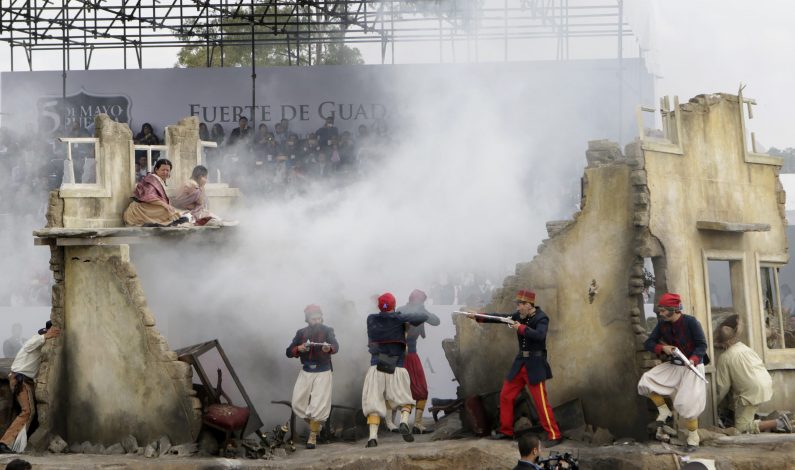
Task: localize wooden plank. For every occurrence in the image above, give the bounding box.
[696,221,770,233]
[32,225,229,246]
[56,236,143,246]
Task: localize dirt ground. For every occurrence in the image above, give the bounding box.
[1,431,794,469]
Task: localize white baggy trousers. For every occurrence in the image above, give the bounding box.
[361,365,414,417]
[291,370,333,422]
[637,362,707,420]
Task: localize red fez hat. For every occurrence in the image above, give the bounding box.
[378,293,396,312]
[516,290,536,304]
[409,289,427,304]
[658,293,682,309]
[304,304,323,321]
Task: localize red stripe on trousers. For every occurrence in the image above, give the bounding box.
[499,365,561,440]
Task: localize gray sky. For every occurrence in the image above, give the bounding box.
[627,0,795,149]
[1,1,793,146]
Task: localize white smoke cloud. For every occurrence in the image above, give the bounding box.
[129,69,576,427]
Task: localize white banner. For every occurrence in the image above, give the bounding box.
[1,60,652,145]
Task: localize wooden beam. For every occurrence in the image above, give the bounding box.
[696,221,770,233]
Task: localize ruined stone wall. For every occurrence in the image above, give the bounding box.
[165,116,201,186]
[446,141,651,438]
[444,93,794,440]
[518,149,648,438]
[61,116,133,228]
[642,94,793,420]
[36,245,201,446]
[29,244,66,449]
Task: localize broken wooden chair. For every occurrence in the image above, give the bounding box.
[202,368,250,450]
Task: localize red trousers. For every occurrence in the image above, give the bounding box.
[404,352,428,401]
[499,365,561,440]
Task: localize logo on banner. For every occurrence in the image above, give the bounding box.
[37,89,132,136]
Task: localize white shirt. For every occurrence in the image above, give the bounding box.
[716,342,773,406]
[10,334,46,378]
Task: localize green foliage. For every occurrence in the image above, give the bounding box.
[176,5,363,67]
[769,147,795,173]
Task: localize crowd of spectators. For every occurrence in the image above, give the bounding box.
[0,126,55,307]
[0,126,55,218]
[429,272,496,308]
[130,115,395,198]
[2,115,395,216]
[195,115,394,197]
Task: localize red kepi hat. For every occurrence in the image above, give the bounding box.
[516,290,536,304]
[378,293,396,312]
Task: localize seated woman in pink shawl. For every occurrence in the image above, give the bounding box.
[172,165,218,225]
[122,159,182,226]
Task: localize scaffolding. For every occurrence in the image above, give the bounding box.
[0,0,632,70]
[0,1,638,140]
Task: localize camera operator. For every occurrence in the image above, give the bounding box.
[514,434,542,470]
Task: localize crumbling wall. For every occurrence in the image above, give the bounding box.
[446,141,650,438]
[165,116,201,186]
[35,245,201,446]
[443,92,795,440]
[60,116,133,228]
[29,244,65,449]
[641,94,792,419]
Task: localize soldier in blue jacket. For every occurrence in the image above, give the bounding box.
[285,304,339,449]
[638,292,708,452]
[361,292,428,448]
[467,289,562,446]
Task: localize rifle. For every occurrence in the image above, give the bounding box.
[670,347,708,383]
[453,311,516,326]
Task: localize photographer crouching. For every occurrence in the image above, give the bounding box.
[515,433,579,470]
[514,434,543,469]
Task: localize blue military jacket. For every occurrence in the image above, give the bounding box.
[366,310,429,367]
[479,307,553,384]
[285,324,339,373]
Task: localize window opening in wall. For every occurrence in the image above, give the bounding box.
[760,265,795,349]
[61,140,98,185]
[642,258,658,334]
[706,260,751,355]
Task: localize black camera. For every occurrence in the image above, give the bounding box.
[537,451,579,470]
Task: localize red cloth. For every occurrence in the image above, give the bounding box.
[516,290,536,304]
[132,173,169,204]
[204,404,250,431]
[404,352,428,400]
[378,293,396,312]
[499,365,561,440]
[658,292,682,309]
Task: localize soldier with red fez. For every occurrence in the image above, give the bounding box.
[384,289,440,434]
[285,304,339,449]
[361,292,429,448]
[466,289,563,446]
[638,292,708,452]
[400,289,440,433]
